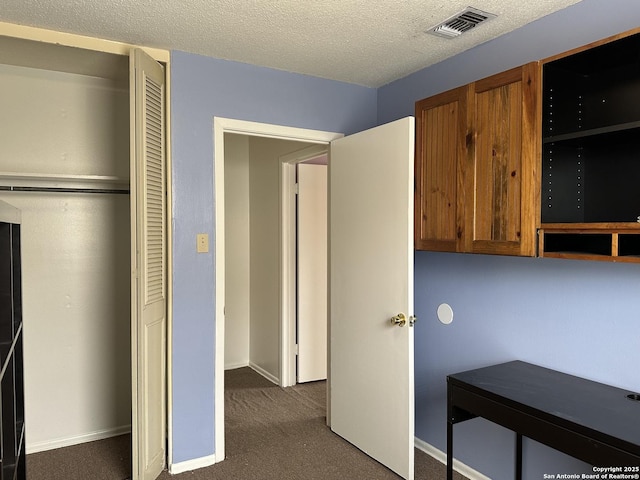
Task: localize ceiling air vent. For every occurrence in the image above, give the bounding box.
[428,7,497,39]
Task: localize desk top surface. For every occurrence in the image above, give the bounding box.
[448,360,640,451]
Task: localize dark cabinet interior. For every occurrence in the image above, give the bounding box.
[540,30,640,261]
[0,202,25,480]
[542,131,640,223]
[542,32,640,224]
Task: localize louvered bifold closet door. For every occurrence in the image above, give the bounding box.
[144,75,165,305]
[130,48,167,480]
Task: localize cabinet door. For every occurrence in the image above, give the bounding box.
[467,63,540,256]
[415,86,468,252]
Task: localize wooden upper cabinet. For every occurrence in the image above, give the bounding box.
[416,29,640,261]
[466,63,541,256]
[415,86,468,252]
[414,62,541,256]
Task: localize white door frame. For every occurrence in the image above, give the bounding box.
[279,145,329,388]
[212,117,342,461]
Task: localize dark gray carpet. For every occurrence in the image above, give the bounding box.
[27,434,130,480]
[27,367,468,480]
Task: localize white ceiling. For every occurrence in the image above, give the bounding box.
[0,0,582,87]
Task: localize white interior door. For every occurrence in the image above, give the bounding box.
[130,48,166,480]
[297,163,328,383]
[329,117,415,480]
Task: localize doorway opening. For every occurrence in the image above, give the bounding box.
[215,117,416,479]
[213,117,342,461]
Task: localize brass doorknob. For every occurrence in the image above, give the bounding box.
[390,313,406,327]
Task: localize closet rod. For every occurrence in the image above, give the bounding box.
[0,186,130,195]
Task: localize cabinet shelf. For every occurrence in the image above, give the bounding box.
[538,223,640,263]
[543,120,640,144]
[541,222,640,230]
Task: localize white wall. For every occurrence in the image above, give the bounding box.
[0,64,129,178]
[247,137,283,380]
[224,134,250,369]
[0,63,130,452]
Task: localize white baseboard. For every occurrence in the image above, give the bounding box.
[26,425,131,454]
[169,453,217,474]
[225,362,249,370]
[249,362,280,385]
[415,437,492,480]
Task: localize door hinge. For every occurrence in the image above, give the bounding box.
[294,183,299,195]
[295,344,299,355]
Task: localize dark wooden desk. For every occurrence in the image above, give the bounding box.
[447,361,640,479]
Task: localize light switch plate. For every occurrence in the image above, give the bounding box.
[197,233,209,253]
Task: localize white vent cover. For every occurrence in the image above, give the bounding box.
[428,6,497,38]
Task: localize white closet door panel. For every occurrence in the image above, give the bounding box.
[130,48,166,480]
[297,163,327,383]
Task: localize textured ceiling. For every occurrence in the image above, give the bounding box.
[0,0,582,87]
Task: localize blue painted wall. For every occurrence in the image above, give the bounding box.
[170,0,640,474]
[170,53,377,462]
[378,0,640,477]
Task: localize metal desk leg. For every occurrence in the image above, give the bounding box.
[515,433,523,480]
[447,420,453,480]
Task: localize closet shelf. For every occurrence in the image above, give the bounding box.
[0,172,129,192]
